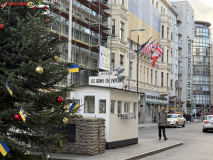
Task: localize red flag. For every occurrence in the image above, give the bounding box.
[151,51,159,67]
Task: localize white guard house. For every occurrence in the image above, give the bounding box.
[70,85,139,149]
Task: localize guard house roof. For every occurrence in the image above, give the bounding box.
[195,20,211,27]
[74,85,145,95]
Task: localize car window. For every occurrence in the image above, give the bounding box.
[178,115,181,118]
[207,116,213,121]
[167,115,177,118]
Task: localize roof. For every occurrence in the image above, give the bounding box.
[195,20,211,27]
[74,85,145,94]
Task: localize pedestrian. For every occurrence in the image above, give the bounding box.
[154,113,156,122]
[157,106,168,141]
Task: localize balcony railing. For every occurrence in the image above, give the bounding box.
[177,13,183,23]
[178,26,183,35]
[178,54,183,62]
[178,40,182,49]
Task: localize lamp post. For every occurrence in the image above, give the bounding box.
[128,28,146,91]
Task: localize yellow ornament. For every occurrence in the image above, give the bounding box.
[62,106,69,112]
[27,2,34,7]
[24,151,30,155]
[36,66,43,74]
[62,118,68,125]
[53,56,59,62]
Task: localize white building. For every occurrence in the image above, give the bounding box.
[171,1,194,114]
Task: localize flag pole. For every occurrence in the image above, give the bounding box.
[137,35,139,93]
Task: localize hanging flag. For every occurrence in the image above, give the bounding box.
[6,82,13,96]
[0,142,10,157]
[151,50,159,67]
[68,64,79,73]
[58,141,62,147]
[135,37,152,53]
[69,102,79,111]
[142,40,155,54]
[153,43,163,58]
[19,107,27,122]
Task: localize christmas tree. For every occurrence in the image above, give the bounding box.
[0,1,76,159]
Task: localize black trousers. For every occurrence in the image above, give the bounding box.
[158,126,166,138]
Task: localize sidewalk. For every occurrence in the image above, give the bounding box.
[138,123,157,128]
[44,139,182,160]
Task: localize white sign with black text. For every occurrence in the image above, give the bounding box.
[89,76,124,88]
[187,39,192,101]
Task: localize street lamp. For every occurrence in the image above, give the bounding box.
[128,28,146,91]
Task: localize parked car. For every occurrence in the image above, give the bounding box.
[167,114,186,128]
[203,115,213,132]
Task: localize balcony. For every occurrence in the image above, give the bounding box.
[177,13,183,23]
[178,40,182,49]
[178,54,182,62]
[178,26,183,36]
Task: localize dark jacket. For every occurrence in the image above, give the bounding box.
[157,110,167,126]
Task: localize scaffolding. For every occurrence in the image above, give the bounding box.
[46,0,112,86]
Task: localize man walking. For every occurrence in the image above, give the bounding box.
[157,106,168,140]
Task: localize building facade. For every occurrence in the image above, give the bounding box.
[210,43,213,114]
[171,1,194,114]
[193,21,211,114]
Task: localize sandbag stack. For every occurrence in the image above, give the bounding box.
[59,115,106,156]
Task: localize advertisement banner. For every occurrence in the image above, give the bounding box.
[187,39,192,101]
[99,46,110,71]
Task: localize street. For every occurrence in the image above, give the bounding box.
[138,122,213,160]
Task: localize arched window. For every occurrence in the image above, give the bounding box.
[156,2,158,9]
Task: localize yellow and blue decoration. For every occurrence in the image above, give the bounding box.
[68,64,79,73]
[6,82,13,96]
[57,141,62,147]
[19,107,27,122]
[69,102,79,112]
[0,142,10,157]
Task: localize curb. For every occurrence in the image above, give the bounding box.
[124,142,183,160]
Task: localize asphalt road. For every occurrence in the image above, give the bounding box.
[138,122,213,160]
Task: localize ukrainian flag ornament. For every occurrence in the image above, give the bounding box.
[6,82,13,96]
[0,142,10,156]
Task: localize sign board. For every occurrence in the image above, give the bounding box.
[89,76,124,88]
[99,46,110,71]
[99,71,115,76]
[187,39,192,101]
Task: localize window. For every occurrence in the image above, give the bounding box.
[147,68,149,82]
[120,22,124,40]
[112,19,115,35]
[171,80,173,88]
[155,71,157,86]
[120,0,124,6]
[171,32,173,40]
[120,55,124,66]
[151,69,153,84]
[176,65,178,73]
[167,73,169,87]
[84,96,95,113]
[167,27,169,39]
[110,53,115,71]
[171,64,173,73]
[111,0,116,4]
[133,102,137,114]
[111,100,115,113]
[124,102,130,113]
[161,72,163,87]
[162,25,164,38]
[140,65,142,81]
[156,2,158,9]
[152,0,154,5]
[118,101,122,113]
[143,66,145,82]
[75,100,80,113]
[161,49,164,62]
[161,7,163,13]
[99,100,106,113]
[171,50,173,58]
[167,50,169,62]
[130,62,133,78]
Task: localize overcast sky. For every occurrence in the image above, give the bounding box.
[172,0,213,28]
